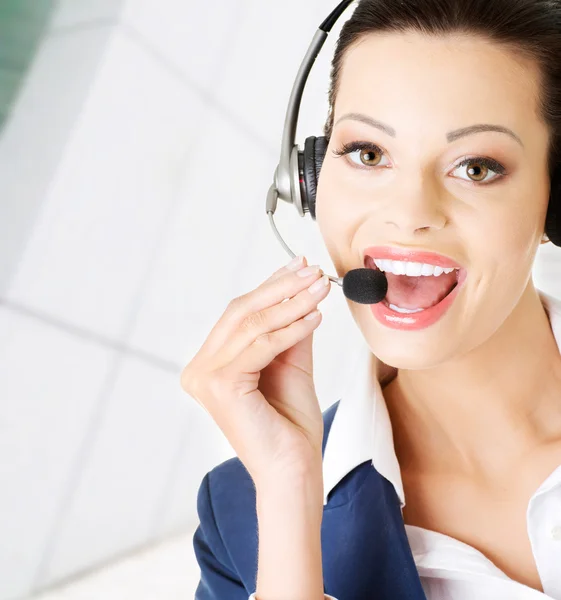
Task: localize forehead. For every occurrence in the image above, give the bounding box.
[335,31,542,134]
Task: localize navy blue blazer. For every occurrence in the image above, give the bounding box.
[192,400,428,599]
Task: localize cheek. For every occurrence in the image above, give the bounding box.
[316,168,363,269]
[316,169,344,234]
[316,161,364,232]
[471,194,542,272]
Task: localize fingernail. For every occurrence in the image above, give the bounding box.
[308,275,329,293]
[296,265,321,278]
[286,255,304,271]
[304,309,321,321]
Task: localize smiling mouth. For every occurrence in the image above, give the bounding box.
[364,256,460,311]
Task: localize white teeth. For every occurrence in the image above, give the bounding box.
[388,303,424,314]
[373,259,457,277]
[406,262,423,276]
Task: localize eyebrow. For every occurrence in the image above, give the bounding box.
[334,113,524,147]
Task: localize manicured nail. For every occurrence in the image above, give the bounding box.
[296,265,321,278]
[308,275,329,294]
[286,255,304,271]
[304,309,321,321]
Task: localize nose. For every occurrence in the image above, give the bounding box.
[382,173,448,235]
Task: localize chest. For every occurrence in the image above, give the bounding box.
[401,471,546,593]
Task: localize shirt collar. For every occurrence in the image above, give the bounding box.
[322,288,561,507]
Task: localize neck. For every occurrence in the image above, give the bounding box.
[383,283,561,480]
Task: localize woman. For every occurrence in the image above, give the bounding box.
[181,0,561,598]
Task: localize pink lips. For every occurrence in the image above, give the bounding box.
[362,246,468,331]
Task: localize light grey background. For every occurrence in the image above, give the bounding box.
[1,1,560,599]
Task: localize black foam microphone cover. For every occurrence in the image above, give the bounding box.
[342,268,388,305]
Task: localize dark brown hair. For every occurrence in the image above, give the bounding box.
[324,0,561,177]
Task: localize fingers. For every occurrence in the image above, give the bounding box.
[219,270,330,367]
[232,305,324,374]
[227,263,326,326]
[179,253,330,486]
[198,255,319,357]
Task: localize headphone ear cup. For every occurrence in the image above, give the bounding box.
[546,166,561,246]
[301,136,328,220]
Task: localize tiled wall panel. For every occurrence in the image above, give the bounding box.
[0,306,116,599]
[37,356,231,586]
[7,29,204,341]
[0,24,114,296]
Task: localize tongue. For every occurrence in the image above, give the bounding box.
[384,271,457,309]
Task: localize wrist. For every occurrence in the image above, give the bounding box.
[254,455,323,496]
[255,474,325,600]
[255,468,324,517]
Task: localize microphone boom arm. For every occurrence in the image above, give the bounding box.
[266,185,344,286]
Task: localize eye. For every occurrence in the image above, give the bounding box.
[332,141,508,185]
[452,157,506,184]
[332,141,390,169]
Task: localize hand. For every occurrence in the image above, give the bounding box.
[180,255,331,489]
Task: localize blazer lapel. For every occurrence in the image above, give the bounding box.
[320,462,427,600]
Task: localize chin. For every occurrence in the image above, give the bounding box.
[369,333,456,371]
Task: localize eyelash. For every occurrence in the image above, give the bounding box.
[332,140,507,185]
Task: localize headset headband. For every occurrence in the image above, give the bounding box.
[266,0,355,235]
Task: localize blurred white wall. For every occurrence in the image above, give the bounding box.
[0,0,364,598]
[1,0,560,599]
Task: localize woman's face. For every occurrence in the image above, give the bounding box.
[316,31,552,369]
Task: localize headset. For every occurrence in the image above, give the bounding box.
[265,0,561,305]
